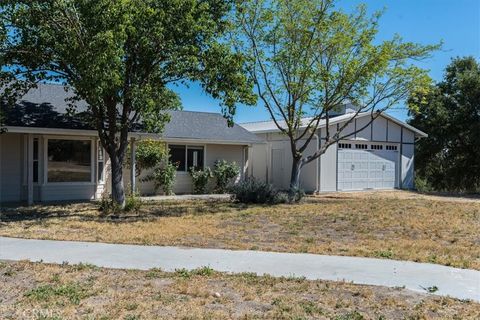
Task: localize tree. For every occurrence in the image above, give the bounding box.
[232,0,438,197]
[408,57,480,192]
[0,0,255,207]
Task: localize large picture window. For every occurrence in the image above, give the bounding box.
[168,145,204,172]
[47,139,92,182]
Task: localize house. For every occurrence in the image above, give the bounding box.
[0,84,427,204]
[0,84,263,204]
[241,104,427,193]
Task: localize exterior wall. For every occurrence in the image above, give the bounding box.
[258,133,318,192]
[0,133,24,202]
[124,142,247,195]
[249,143,268,182]
[1,133,104,203]
[249,114,421,193]
[319,140,337,192]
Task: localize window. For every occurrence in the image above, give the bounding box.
[33,138,39,183]
[47,139,92,182]
[386,145,398,151]
[98,144,105,182]
[338,143,352,149]
[355,144,368,150]
[371,144,383,150]
[168,145,204,172]
[169,145,186,171]
[187,146,204,171]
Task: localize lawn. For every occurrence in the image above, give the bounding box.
[1,260,478,319]
[0,191,479,269]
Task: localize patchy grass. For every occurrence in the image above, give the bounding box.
[0,260,478,319]
[1,191,479,269]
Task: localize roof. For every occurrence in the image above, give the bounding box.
[1,83,263,144]
[241,111,428,138]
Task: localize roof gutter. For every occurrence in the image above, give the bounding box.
[3,126,266,145]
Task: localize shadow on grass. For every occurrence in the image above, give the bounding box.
[0,200,245,224]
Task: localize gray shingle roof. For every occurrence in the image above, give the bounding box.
[1,83,263,144]
[163,110,263,143]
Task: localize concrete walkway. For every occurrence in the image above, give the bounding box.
[141,194,230,201]
[1,236,478,302]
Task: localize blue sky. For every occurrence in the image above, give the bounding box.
[174,0,480,123]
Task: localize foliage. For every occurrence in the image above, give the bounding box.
[213,160,240,193]
[408,57,480,193]
[230,177,288,204]
[124,192,143,213]
[189,167,213,194]
[0,0,256,206]
[126,140,167,177]
[98,191,143,214]
[146,162,178,196]
[232,0,439,192]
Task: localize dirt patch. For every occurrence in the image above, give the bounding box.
[1,260,479,319]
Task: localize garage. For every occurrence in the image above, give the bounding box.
[337,142,399,191]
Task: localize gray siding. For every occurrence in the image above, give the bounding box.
[319,141,337,192]
[125,143,246,195]
[0,133,23,202]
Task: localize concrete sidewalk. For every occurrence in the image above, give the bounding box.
[0,236,478,302]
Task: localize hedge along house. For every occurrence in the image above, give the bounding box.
[241,104,428,193]
[0,84,263,204]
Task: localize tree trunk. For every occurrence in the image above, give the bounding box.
[289,157,303,202]
[110,155,126,209]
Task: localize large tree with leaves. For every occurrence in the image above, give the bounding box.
[0,0,255,207]
[232,0,438,197]
[408,57,480,192]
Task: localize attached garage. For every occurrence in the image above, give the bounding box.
[337,142,399,191]
[242,110,427,193]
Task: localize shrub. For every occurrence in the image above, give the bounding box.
[230,178,285,204]
[98,191,143,214]
[213,160,240,193]
[189,167,213,194]
[125,139,167,177]
[414,176,434,192]
[98,192,122,215]
[124,191,143,213]
[145,162,178,195]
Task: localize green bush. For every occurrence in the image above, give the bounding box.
[98,191,143,214]
[125,139,167,177]
[189,167,213,194]
[124,191,143,213]
[145,162,178,195]
[230,178,286,204]
[213,160,240,193]
[414,175,434,192]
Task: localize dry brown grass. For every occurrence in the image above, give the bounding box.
[1,260,478,319]
[1,191,479,269]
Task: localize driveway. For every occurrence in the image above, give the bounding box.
[0,236,478,302]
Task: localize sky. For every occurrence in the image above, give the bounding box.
[173,0,480,123]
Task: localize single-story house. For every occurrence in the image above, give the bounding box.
[0,84,427,204]
[241,104,427,193]
[0,84,263,204]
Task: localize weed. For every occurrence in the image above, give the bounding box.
[25,282,91,305]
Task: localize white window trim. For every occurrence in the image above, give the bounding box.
[168,143,207,174]
[23,135,41,186]
[43,135,95,185]
[96,139,106,183]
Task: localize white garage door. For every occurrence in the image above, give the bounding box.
[337,142,399,191]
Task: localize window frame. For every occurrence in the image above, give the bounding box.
[44,136,95,185]
[97,140,105,183]
[168,143,206,173]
